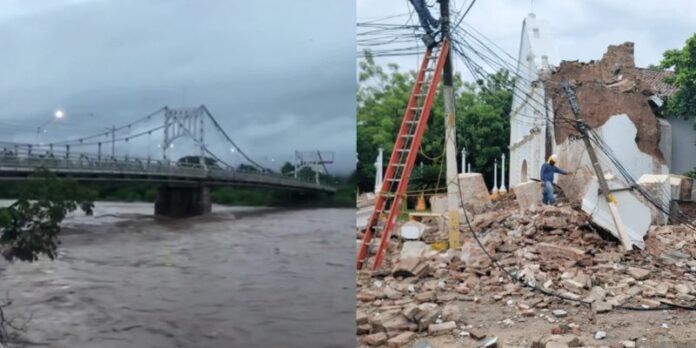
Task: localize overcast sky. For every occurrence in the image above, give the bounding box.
[358,0,696,76]
[0,0,356,174]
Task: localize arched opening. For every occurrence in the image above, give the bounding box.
[521,159,528,182]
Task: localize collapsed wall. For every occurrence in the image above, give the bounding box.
[543,42,671,199]
[545,42,666,168]
[542,42,673,247]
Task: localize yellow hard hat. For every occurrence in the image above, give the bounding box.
[548,154,558,163]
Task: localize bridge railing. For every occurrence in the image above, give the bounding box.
[0,143,327,188]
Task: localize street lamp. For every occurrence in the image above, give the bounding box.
[37,109,66,140]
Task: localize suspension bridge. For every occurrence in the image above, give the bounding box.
[0,105,336,217]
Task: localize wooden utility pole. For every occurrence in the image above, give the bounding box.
[439,0,460,250]
[562,83,632,251]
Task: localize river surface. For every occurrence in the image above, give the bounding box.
[0,201,356,348]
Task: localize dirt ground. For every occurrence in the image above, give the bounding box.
[394,301,696,348]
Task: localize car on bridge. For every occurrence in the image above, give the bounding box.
[176,156,221,169]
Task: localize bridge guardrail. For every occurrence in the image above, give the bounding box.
[0,144,332,191]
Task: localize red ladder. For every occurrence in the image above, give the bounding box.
[356,40,449,270]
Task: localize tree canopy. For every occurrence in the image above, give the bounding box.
[0,170,95,262]
[356,51,514,193]
[660,33,696,125]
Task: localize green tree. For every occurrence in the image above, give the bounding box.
[297,166,317,182]
[0,169,95,262]
[280,161,294,175]
[356,50,514,192]
[660,33,696,127]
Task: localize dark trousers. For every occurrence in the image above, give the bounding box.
[409,0,439,33]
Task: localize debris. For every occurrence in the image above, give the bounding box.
[365,332,388,346]
[592,301,612,313]
[536,243,585,261]
[595,331,607,340]
[427,321,457,335]
[356,170,696,345]
[400,221,429,240]
[469,328,487,340]
[626,267,651,280]
[457,173,493,213]
[619,341,636,348]
[512,181,543,212]
[477,336,498,348]
[400,241,431,260]
[580,173,653,249]
[392,257,430,278]
[387,331,416,348]
[552,309,568,318]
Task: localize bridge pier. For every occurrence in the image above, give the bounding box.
[154,185,212,217]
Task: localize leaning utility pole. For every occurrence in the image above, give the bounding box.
[439,0,460,250]
[562,83,632,251]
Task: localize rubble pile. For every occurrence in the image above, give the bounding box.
[356,201,696,347]
[545,42,666,163]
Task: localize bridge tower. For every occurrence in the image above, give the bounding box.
[156,106,211,217]
[162,106,207,169]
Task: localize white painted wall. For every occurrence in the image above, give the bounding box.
[595,114,669,179]
[665,117,696,175]
[509,13,557,186]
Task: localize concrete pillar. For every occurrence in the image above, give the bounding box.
[500,153,507,194]
[154,185,212,217]
[460,147,466,174]
[491,159,499,196]
[374,148,383,193]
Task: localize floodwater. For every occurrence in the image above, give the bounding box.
[0,201,356,348]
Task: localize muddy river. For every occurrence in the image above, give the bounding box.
[0,201,355,348]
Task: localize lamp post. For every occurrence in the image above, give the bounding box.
[36,109,66,142]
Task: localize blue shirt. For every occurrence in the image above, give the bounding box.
[540,163,567,183]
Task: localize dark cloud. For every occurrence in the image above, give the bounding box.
[0,0,356,174]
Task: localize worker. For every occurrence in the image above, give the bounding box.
[408,0,440,34]
[540,154,568,205]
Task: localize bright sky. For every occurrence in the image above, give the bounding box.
[357,0,695,74]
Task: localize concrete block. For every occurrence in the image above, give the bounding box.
[581,176,651,249]
[512,180,542,212]
[387,332,416,348]
[356,206,373,231]
[428,321,457,335]
[536,243,585,261]
[429,194,447,214]
[400,221,428,240]
[456,173,492,213]
[399,241,431,260]
[669,175,693,202]
[364,332,388,346]
[637,174,670,225]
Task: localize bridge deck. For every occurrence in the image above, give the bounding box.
[0,154,335,193]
